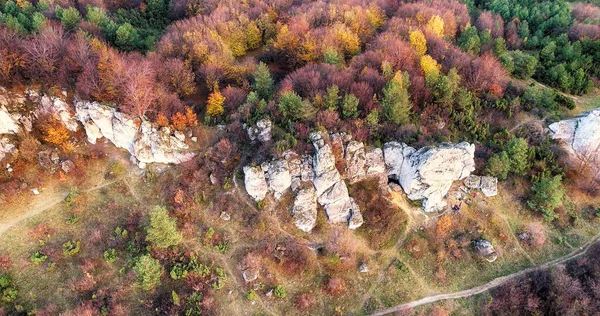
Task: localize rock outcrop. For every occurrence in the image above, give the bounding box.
[385,142,475,212]
[463,175,498,197]
[291,187,318,232]
[262,159,292,199]
[549,109,600,178]
[75,101,195,167]
[0,106,20,135]
[246,119,272,143]
[473,239,497,262]
[243,166,268,201]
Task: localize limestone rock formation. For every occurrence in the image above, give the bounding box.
[243,166,268,201]
[549,109,600,178]
[291,187,318,232]
[345,141,366,182]
[0,106,20,135]
[75,101,195,167]
[262,159,292,199]
[247,119,272,142]
[38,95,78,132]
[385,142,475,212]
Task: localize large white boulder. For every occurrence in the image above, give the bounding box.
[243,166,268,201]
[75,101,195,167]
[345,141,366,182]
[0,106,20,135]
[549,109,600,177]
[39,95,78,132]
[262,159,292,199]
[385,142,476,212]
[291,187,318,232]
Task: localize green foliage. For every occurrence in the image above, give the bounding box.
[104,248,117,263]
[457,26,480,55]
[273,285,287,299]
[493,38,507,56]
[133,254,163,291]
[146,206,182,249]
[0,274,17,303]
[185,292,203,315]
[247,289,257,301]
[486,151,511,180]
[278,91,305,120]
[381,72,412,125]
[64,187,79,208]
[324,85,341,111]
[528,175,565,221]
[211,267,227,290]
[170,263,188,280]
[253,62,274,101]
[504,138,530,176]
[172,290,180,306]
[393,259,409,274]
[86,6,110,26]
[59,7,81,30]
[115,22,140,51]
[341,94,359,119]
[502,51,538,79]
[323,48,343,65]
[62,240,81,256]
[30,251,47,264]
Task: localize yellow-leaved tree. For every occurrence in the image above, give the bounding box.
[206,90,225,117]
[426,15,444,38]
[409,29,427,56]
[420,55,441,78]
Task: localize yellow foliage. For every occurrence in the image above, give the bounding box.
[206,91,225,117]
[273,25,300,52]
[41,121,70,146]
[298,36,319,62]
[420,55,441,77]
[334,24,360,57]
[409,29,427,56]
[246,22,262,50]
[426,15,445,38]
[366,5,386,29]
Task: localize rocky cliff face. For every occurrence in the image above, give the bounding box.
[75,101,195,168]
[549,109,600,177]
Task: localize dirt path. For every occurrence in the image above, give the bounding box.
[370,232,600,315]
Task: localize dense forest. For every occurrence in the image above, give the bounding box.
[0,0,599,314]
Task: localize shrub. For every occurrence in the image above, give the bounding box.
[133,254,163,291]
[247,289,257,301]
[30,251,48,264]
[63,241,81,256]
[146,206,182,249]
[273,285,286,299]
[170,263,188,280]
[103,249,117,263]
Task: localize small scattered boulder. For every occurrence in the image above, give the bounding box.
[473,239,497,262]
[0,138,16,161]
[242,268,259,282]
[464,175,482,189]
[61,160,75,173]
[480,176,498,197]
[243,166,268,201]
[220,212,231,221]
[359,263,369,273]
[347,200,364,230]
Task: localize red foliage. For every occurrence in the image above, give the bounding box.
[476,11,504,38]
[324,277,346,295]
[568,23,600,41]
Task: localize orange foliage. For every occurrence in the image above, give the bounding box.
[436,215,453,236]
[171,112,187,131]
[185,107,198,126]
[156,113,169,127]
[40,120,70,146]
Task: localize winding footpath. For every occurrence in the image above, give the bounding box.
[370,232,600,315]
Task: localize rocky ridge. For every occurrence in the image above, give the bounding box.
[244,132,477,231]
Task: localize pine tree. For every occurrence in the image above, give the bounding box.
[324,85,341,111]
[134,254,163,291]
[253,62,274,100]
[381,72,412,125]
[146,206,182,249]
